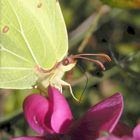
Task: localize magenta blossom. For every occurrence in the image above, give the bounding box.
[97,124,140,140]
[12,86,123,140]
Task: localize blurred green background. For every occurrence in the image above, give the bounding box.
[0,0,140,139]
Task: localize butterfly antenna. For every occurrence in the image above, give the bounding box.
[74,53,111,62]
[75,56,106,70]
[77,64,88,103]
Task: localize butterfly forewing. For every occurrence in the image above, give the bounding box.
[0,0,68,89]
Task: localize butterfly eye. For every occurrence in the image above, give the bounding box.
[62,58,70,66]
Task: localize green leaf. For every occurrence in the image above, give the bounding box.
[101,0,140,9]
[0,0,68,89]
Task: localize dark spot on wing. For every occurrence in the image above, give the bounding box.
[37,2,42,8]
[127,26,135,35]
[2,26,9,33]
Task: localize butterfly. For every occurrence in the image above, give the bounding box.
[0,0,111,101]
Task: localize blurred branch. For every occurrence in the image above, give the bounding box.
[69,6,123,49]
[69,12,98,47]
[78,5,111,52]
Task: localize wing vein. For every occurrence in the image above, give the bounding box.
[0,72,34,84]
[25,2,57,62]
[7,0,39,65]
[0,44,32,64]
[0,67,33,70]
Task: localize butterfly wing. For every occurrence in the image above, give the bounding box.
[0,0,68,89]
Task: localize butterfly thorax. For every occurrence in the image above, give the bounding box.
[35,56,76,92]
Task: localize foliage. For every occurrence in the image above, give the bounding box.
[101,0,140,9]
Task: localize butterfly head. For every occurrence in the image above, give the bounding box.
[60,55,77,72]
[61,53,111,71]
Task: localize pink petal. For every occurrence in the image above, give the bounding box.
[97,135,122,140]
[113,122,132,137]
[121,136,133,140]
[23,86,73,135]
[70,93,123,140]
[133,124,140,140]
[48,86,73,134]
[97,136,133,140]
[11,136,44,140]
[23,94,52,135]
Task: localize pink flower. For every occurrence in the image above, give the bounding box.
[113,122,132,137]
[12,86,123,140]
[97,124,140,140]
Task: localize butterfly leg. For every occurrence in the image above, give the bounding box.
[47,74,63,93]
[60,85,63,93]
[59,80,79,102]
